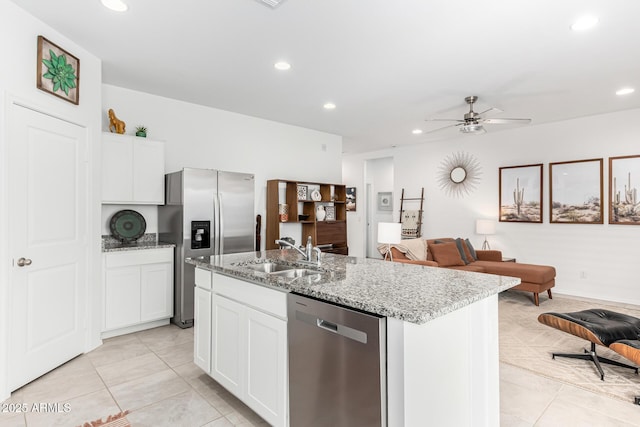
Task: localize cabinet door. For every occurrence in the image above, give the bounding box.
[245,306,287,427]
[211,294,245,397]
[104,266,141,330]
[102,133,133,202]
[133,138,165,204]
[194,286,212,373]
[140,262,173,322]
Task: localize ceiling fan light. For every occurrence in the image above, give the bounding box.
[460,123,484,134]
[101,0,128,12]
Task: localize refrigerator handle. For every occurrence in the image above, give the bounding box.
[213,193,220,255]
[218,193,224,255]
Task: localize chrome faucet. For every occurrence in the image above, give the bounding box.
[275,236,322,266]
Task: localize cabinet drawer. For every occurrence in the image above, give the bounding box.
[213,273,287,319]
[195,267,212,290]
[105,248,173,268]
[316,221,346,245]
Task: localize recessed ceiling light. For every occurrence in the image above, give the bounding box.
[571,15,599,31]
[412,129,423,135]
[323,103,336,110]
[274,61,291,71]
[616,87,635,96]
[101,0,128,12]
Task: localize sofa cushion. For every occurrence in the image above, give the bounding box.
[473,260,556,284]
[447,264,487,272]
[429,241,465,267]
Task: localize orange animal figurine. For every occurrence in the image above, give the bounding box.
[108,109,126,134]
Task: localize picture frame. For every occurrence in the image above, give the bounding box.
[325,205,336,221]
[346,187,356,211]
[297,185,308,201]
[550,158,603,224]
[36,36,80,105]
[609,155,640,225]
[499,164,543,223]
[377,192,393,211]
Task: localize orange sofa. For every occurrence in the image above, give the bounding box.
[388,237,556,306]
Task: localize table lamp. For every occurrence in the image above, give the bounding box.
[476,219,496,250]
[378,222,402,261]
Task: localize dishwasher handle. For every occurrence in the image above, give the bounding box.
[317,318,338,333]
[319,317,367,344]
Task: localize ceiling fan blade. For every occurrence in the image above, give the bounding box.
[425,123,462,134]
[425,118,465,122]
[477,107,503,116]
[483,118,531,125]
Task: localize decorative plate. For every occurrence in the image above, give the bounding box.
[110,209,146,242]
[311,190,322,201]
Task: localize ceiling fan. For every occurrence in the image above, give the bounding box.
[425,96,531,135]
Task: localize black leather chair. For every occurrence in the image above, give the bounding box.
[538,309,640,380]
[609,339,640,404]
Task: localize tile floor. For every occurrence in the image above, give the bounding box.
[1,300,640,426]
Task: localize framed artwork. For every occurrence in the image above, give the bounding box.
[377,192,393,211]
[36,36,80,105]
[325,205,336,221]
[550,158,603,224]
[609,155,640,225]
[346,187,356,211]
[499,164,543,223]
[297,185,308,201]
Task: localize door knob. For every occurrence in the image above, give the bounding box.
[17,257,32,267]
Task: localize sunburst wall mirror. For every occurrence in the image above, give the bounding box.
[437,151,482,197]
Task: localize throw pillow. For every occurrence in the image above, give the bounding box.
[465,238,477,261]
[429,241,465,267]
[454,238,470,264]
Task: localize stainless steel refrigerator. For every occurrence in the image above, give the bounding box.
[158,168,255,328]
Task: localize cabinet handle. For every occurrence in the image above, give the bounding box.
[17,257,32,267]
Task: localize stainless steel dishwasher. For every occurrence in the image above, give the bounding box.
[288,292,386,427]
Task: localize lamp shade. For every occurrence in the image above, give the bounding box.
[378,222,402,244]
[476,219,496,235]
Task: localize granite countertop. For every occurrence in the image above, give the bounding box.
[102,234,175,252]
[186,250,520,325]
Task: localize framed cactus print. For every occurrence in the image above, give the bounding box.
[499,164,543,223]
[550,158,603,224]
[609,155,640,225]
[36,36,80,105]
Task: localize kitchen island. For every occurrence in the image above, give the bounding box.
[187,250,520,427]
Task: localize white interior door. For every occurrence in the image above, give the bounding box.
[8,104,88,391]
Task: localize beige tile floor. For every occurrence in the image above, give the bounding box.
[1,304,639,426]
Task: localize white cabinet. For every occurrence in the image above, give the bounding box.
[194,286,212,373]
[194,271,288,427]
[245,305,287,421]
[103,248,173,337]
[102,132,165,204]
[212,294,245,396]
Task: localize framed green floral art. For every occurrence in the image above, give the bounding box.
[37,36,80,105]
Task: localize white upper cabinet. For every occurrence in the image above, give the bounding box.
[102,132,165,204]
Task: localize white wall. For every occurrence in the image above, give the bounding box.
[0,0,103,400]
[344,108,640,305]
[365,157,394,258]
[101,84,343,248]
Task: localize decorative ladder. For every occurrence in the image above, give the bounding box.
[399,188,424,238]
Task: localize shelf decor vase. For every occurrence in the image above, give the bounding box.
[316,205,326,221]
[279,204,289,222]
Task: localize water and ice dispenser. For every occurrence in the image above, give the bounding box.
[191,220,210,249]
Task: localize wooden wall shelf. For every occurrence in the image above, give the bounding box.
[266,179,348,254]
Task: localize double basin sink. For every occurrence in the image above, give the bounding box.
[243,261,324,280]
